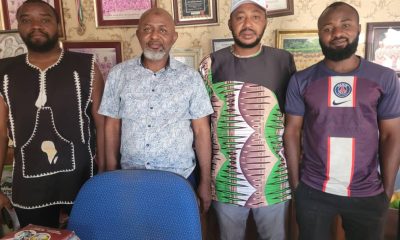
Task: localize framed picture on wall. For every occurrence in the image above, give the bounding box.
[212,38,234,52]
[0,30,27,59]
[171,47,202,69]
[266,0,294,18]
[94,0,156,27]
[172,0,218,26]
[0,0,66,39]
[276,29,323,70]
[61,41,123,80]
[365,22,400,76]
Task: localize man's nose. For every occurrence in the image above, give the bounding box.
[331,27,344,38]
[31,20,44,29]
[243,17,252,28]
[150,30,161,40]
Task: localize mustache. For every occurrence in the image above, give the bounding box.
[331,37,348,42]
[144,47,165,53]
[239,28,256,35]
[28,30,49,38]
[147,41,164,47]
[147,41,162,45]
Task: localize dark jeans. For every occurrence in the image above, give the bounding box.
[295,182,389,240]
[15,205,72,228]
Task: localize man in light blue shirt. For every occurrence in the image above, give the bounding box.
[99,8,213,212]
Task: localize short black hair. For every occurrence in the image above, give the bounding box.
[318,1,359,26]
[16,0,60,23]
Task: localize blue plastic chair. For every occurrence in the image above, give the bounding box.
[67,169,202,240]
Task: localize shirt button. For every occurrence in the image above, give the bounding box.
[150,107,153,110]
[146,144,150,147]
[153,74,156,76]
[148,125,151,127]
[152,89,155,92]
[146,162,150,165]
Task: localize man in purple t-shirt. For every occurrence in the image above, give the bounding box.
[283,2,400,240]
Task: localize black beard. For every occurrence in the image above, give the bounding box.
[22,32,59,53]
[319,34,359,61]
[231,28,264,49]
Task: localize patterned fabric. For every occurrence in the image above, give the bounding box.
[0,51,96,209]
[199,46,296,207]
[99,56,213,178]
[285,58,400,197]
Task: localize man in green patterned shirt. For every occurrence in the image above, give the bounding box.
[199,0,296,239]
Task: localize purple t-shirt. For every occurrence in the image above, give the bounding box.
[286,58,400,197]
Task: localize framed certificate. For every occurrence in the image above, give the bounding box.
[94,0,156,27]
[172,0,218,26]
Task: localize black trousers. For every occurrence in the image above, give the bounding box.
[295,181,389,240]
[15,205,72,228]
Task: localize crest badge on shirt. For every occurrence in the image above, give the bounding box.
[328,76,357,108]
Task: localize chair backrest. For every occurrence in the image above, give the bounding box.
[67,169,202,240]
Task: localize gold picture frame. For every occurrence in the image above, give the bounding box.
[171,47,202,69]
[276,29,323,70]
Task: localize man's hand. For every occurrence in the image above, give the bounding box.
[379,118,400,206]
[385,189,394,202]
[0,192,12,210]
[197,180,211,213]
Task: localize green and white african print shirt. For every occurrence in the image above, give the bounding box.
[199,46,296,207]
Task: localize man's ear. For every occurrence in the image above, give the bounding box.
[173,31,178,44]
[58,23,62,36]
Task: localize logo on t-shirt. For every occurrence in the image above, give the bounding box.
[332,99,350,105]
[328,76,357,108]
[333,82,352,98]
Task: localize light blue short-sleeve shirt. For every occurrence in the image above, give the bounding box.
[99,56,213,177]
